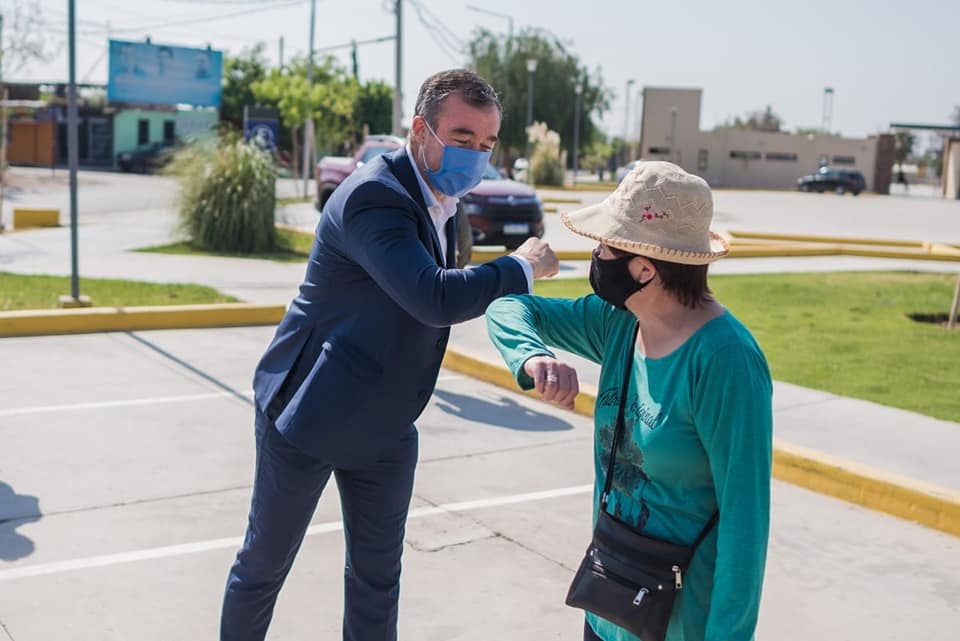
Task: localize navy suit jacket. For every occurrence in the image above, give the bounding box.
[253,148,529,466]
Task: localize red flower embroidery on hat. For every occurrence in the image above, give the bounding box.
[638,205,669,223]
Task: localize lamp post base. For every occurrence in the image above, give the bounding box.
[59,295,92,309]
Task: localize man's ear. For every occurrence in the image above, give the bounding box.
[410,115,426,143]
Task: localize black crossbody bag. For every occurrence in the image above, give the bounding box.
[565,323,718,641]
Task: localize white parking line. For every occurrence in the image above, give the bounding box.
[0,377,463,417]
[0,484,590,581]
[0,391,254,417]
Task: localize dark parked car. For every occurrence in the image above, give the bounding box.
[116,142,177,173]
[797,167,866,195]
[460,164,544,249]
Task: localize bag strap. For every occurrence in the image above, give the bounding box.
[600,321,719,552]
[600,322,640,507]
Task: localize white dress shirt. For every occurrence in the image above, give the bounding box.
[406,145,533,292]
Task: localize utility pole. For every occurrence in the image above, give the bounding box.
[572,79,582,185]
[278,36,284,69]
[301,0,316,196]
[392,0,403,136]
[351,39,359,79]
[63,0,88,306]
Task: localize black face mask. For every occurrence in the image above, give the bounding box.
[589,249,654,309]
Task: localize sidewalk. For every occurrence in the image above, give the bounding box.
[449,316,960,492]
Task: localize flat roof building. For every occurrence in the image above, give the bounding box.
[638,87,894,194]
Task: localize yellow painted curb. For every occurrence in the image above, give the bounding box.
[13,208,60,229]
[441,347,960,537]
[470,238,960,263]
[0,304,287,337]
[540,184,618,193]
[728,231,927,248]
[470,249,593,262]
[540,197,583,205]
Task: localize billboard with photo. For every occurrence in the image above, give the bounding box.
[108,39,223,107]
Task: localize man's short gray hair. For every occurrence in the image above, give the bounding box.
[413,69,502,129]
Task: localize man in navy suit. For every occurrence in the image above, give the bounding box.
[221,69,559,641]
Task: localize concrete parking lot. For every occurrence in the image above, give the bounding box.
[1,327,958,640]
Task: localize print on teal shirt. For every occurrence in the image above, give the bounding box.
[597,385,660,531]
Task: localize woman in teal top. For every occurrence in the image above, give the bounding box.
[486,161,773,641]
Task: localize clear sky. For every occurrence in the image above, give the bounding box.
[21,0,960,142]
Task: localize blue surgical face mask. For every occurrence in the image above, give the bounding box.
[420,119,492,198]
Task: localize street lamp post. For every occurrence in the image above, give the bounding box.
[302,0,316,197]
[525,58,537,161]
[670,106,678,164]
[623,78,634,162]
[62,0,88,307]
[572,80,583,185]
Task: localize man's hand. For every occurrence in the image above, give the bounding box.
[511,238,559,279]
[523,355,579,411]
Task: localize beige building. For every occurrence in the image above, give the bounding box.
[638,87,893,193]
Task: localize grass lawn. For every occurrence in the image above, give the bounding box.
[0,273,239,311]
[533,272,960,423]
[137,227,314,263]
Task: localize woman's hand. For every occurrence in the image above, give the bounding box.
[522,356,580,411]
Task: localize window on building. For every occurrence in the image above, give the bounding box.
[765,152,798,161]
[697,149,708,171]
[832,155,856,165]
[163,120,176,144]
[648,146,671,155]
[137,119,149,145]
[729,150,761,160]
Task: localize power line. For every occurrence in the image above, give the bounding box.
[410,0,465,50]
[407,0,462,63]
[82,46,109,82]
[314,34,394,55]
[45,2,282,46]
[108,0,309,34]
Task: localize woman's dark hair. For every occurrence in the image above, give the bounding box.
[414,69,502,128]
[609,247,712,308]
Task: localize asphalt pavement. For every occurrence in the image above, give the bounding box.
[0,328,958,640]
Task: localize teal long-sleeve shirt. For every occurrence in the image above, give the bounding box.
[486,293,773,641]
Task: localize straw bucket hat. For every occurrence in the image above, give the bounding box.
[561,161,729,264]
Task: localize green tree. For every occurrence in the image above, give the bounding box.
[466,28,612,165]
[718,106,783,132]
[894,131,915,170]
[220,44,270,131]
[794,127,831,136]
[252,56,357,154]
[354,80,394,137]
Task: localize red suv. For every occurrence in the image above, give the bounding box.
[315,135,404,211]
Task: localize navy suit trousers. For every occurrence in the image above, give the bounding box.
[221,411,418,641]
